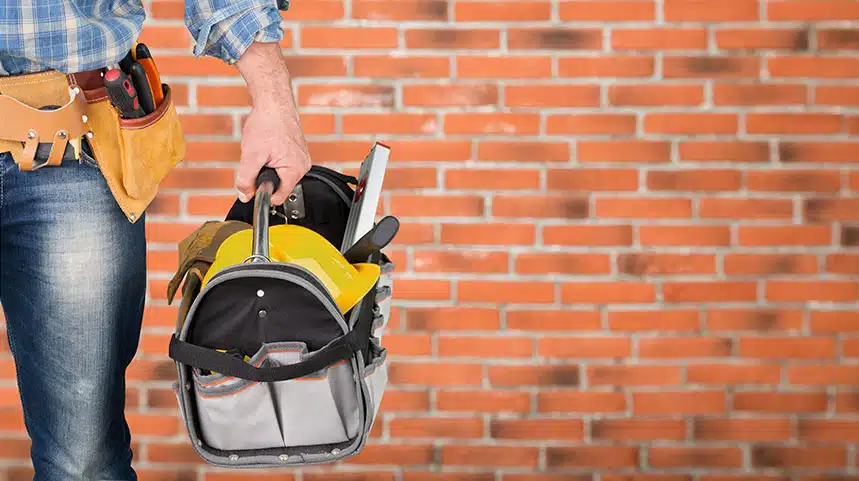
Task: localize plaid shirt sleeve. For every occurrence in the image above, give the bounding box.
[185,0,289,64]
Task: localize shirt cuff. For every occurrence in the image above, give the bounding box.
[187,0,289,64]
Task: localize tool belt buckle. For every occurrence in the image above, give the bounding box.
[0,85,91,172]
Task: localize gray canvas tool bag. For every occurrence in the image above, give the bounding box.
[168,167,393,468]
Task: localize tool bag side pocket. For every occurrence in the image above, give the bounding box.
[83,83,185,222]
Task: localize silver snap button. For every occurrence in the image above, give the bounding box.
[279,454,289,461]
[27,130,36,140]
[257,289,264,297]
[86,131,94,138]
[289,210,300,219]
[258,310,267,318]
[229,454,239,461]
[82,115,88,123]
[58,131,67,139]
[288,193,297,202]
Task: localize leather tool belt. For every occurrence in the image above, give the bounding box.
[0,69,186,223]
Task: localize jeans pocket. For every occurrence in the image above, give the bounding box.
[192,369,283,451]
[266,342,360,447]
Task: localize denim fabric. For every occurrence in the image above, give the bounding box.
[0,150,146,480]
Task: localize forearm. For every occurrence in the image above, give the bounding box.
[235,41,298,111]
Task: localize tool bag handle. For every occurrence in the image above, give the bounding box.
[251,167,281,262]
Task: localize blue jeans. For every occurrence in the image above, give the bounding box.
[0,150,146,480]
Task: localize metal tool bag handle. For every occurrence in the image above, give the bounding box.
[250,166,281,263]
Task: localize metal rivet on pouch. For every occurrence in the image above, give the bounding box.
[196,439,202,446]
[279,454,288,462]
[289,210,300,219]
[58,131,67,139]
[288,193,297,202]
[73,87,80,95]
[86,131,93,138]
[331,448,340,455]
[27,130,36,140]
[257,289,264,297]
[229,455,238,461]
[258,310,267,319]
[82,115,88,123]
[130,213,136,221]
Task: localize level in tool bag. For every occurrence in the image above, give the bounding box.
[168,150,394,468]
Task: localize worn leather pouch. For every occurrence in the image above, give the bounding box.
[79,79,186,222]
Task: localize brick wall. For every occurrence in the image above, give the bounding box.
[2,0,859,479]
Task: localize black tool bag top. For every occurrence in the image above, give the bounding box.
[168,165,393,468]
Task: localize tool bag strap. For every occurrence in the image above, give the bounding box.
[168,330,360,382]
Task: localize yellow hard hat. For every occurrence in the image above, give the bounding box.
[201,225,380,313]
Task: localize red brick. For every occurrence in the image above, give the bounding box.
[560,55,656,77]
[537,337,632,359]
[633,391,727,414]
[639,337,733,358]
[342,113,438,135]
[546,446,640,468]
[405,29,500,49]
[478,141,570,162]
[687,363,781,385]
[706,309,804,332]
[390,195,483,217]
[724,254,819,275]
[506,85,601,107]
[810,311,859,332]
[639,225,731,246]
[717,27,811,50]
[597,198,693,219]
[766,281,858,302]
[618,253,717,275]
[384,334,433,357]
[546,114,637,135]
[613,28,708,50]
[389,417,484,439]
[516,253,612,275]
[457,56,553,79]
[561,0,655,20]
[354,56,451,78]
[588,365,683,386]
[827,254,859,274]
[441,223,536,246]
[506,310,602,332]
[694,418,792,442]
[664,0,759,21]
[748,113,846,135]
[284,0,343,20]
[446,168,541,190]
[699,198,794,219]
[300,27,397,48]
[679,141,771,162]
[562,282,657,304]
[609,84,704,106]
[394,279,452,301]
[438,336,533,358]
[753,446,847,469]
[817,86,859,106]
[609,310,701,332]
[645,113,739,135]
[458,280,555,304]
[346,444,434,465]
[508,28,603,50]
[414,250,508,274]
[806,198,859,222]
[664,281,757,303]
[537,391,627,413]
[490,419,585,440]
[770,56,859,78]
[734,392,828,413]
[403,84,498,107]
[739,225,833,245]
[543,225,634,246]
[351,0,448,20]
[437,391,531,413]
[664,56,760,78]
[441,445,540,467]
[445,113,540,136]
[389,363,483,386]
[647,169,742,191]
[492,195,588,219]
[789,365,859,385]
[379,390,430,412]
[488,365,580,387]
[650,447,744,468]
[455,1,551,21]
[714,83,808,106]
[768,1,859,21]
[548,168,639,191]
[592,419,687,441]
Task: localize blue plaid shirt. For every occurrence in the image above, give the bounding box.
[0,0,289,75]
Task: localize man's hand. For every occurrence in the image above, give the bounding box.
[235,41,310,205]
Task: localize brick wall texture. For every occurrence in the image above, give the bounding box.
[3,0,859,479]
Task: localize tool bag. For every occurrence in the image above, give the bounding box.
[167,166,393,468]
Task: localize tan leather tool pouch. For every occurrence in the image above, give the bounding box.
[0,69,185,223]
[77,77,186,223]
